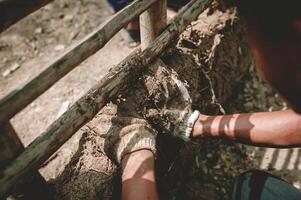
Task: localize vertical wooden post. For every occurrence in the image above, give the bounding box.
[0,122,50,199]
[0,123,23,167]
[140,0,167,50]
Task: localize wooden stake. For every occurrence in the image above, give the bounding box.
[0,122,49,199]
[140,0,167,50]
[0,123,23,168]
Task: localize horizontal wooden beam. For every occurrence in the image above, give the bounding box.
[0,0,210,197]
[0,0,53,32]
[0,0,158,123]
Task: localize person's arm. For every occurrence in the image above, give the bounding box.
[104,115,158,200]
[192,109,301,148]
[121,150,158,200]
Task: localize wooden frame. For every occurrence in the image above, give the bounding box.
[0,0,210,198]
[140,0,167,49]
[0,0,158,123]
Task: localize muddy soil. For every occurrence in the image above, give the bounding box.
[0,0,132,181]
[51,5,255,200]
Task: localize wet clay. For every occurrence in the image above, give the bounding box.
[52,5,255,200]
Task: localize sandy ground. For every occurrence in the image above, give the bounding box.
[0,0,132,180]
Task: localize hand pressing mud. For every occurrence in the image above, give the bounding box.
[53,6,255,200]
[160,108,200,141]
[104,116,157,164]
[103,59,197,162]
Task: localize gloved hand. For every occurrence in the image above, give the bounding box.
[105,116,157,164]
[160,107,200,141]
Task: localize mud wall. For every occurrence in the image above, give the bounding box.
[51,4,256,200]
[155,6,254,199]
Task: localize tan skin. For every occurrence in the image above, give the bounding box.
[121,150,158,200]
[120,3,301,200]
[119,7,177,200]
[120,110,301,200]
[246,16,301,113]
[193,109,301,148]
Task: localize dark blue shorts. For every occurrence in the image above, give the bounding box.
[232,170,301,200]
[107,0,190,12]
[107,0,130,11]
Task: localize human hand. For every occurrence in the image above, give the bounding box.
[161,107,200,141]
[104,116,157,164]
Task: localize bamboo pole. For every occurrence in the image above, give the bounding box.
[0,0,53,32]
[140,0,167,50]
[0,0,158,123]
[0,0,210,197]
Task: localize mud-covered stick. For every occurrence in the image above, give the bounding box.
[0,0,158,123]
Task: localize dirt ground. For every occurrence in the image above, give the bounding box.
[1,0,301,199]
[0,0,133,180]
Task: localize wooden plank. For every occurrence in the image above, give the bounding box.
[0,122,49,199]
[0,0,53,32]
[0,0,210,197]
[140,0,167,49]
[0,0,158,123]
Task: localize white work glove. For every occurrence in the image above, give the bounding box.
[105,116,157,164]
[161,108,200,141]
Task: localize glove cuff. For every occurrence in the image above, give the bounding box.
[116,124,157,163]
[183,110,200,140]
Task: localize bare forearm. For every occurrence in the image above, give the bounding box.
[121,150,158,200]
[193,110,301,148]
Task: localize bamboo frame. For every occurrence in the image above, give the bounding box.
[0,0,158,123]
[140,0,167,49]
[0,0,210,197]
